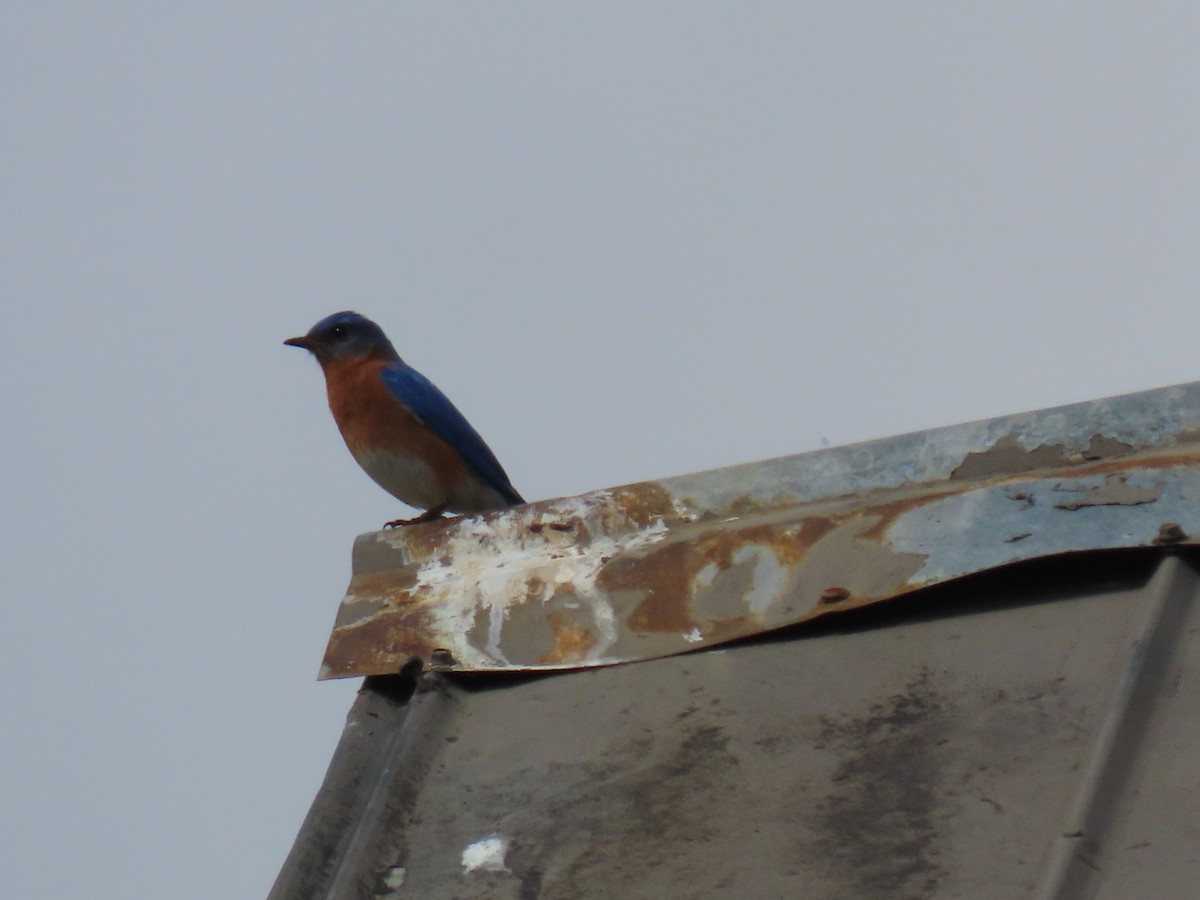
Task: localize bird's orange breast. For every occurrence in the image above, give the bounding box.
[321,356,466,490]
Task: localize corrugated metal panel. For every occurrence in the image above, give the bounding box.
[274,549,1200,899]
[322,381,1200,678]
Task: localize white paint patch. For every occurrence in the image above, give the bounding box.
[734,545,787,615]
[683,627,704,643]
[694,561,720,589]
[461,833,510,873]
[405,494,671,667]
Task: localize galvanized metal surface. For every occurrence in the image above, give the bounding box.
[321,381,1200,678]
[274,550,1200,899]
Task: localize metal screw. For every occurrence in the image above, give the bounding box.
[820,586,850,604]
[1155,522,1187,545]
[430,648,456,667]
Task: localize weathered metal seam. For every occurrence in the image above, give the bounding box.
[322,685,456,899]
[1032,553,1199,900]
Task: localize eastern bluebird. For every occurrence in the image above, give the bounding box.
[285,311,524,527]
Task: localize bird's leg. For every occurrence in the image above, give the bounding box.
[384,504,449,529]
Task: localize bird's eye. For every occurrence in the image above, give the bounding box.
[330,325,348,339]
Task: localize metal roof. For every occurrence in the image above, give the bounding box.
[321,381,1200,678]
[273,382,1200,899]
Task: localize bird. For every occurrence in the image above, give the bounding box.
[284,311,524,527]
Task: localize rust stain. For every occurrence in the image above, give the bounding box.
[601,489,947,638]
[609,481,679,529]
[347,568,421,601]
[723,493,780,517]
[690,526,771,570]
[608,532,750,634]
[608,541,695,633]
[607,515,855,634]
[322,611,436,678]
[537,612,598,665]
[738,518,840,565]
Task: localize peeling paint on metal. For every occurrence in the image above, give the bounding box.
[318,381,1200,678]
[1051,473,1164,510]
[887,468,1200,583]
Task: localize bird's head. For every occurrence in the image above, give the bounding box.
[284,311,399,364]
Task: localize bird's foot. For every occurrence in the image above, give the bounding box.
[383,505,448,529]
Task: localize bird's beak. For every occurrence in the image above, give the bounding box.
[283,335,314,351]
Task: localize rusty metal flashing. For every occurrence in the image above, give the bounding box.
[319,381,1200,678]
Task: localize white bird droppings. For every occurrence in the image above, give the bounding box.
[461,833,510,874]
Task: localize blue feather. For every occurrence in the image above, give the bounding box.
[379,363,523,506]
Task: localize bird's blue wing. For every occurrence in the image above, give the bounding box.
[380,362,523,505]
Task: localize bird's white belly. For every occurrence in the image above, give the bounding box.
[352,448,510,513]
[353,448,448,511]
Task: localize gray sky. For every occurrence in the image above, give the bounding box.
[3,4,1198,897]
